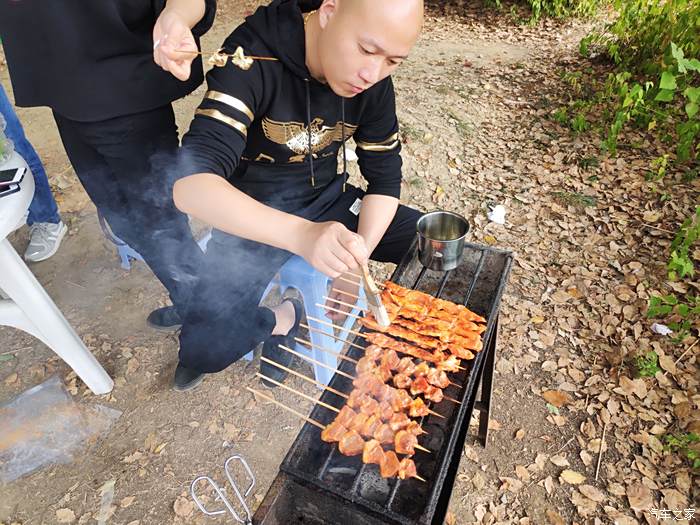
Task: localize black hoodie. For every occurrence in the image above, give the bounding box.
[0,0,216,122]
[181,0,403,216]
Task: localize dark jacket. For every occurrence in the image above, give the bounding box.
[0,0,216,121]
[181,0,403,215]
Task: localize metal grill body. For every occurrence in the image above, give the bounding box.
[254,242,512,525]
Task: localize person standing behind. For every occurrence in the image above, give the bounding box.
[0,84,66,262]
[0,0,216,330]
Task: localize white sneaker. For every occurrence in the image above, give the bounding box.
[24,221,68,262]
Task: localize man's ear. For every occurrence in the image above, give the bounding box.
[317,0,338,29]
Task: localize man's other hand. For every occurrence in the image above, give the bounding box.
[153,8,198,81]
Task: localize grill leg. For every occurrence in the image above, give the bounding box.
[476,317,497,447]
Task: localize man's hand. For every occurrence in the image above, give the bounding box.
[298,221,368,278]
[325,273,361,322]
[153,7,199,81]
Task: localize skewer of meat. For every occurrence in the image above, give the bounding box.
[296,323,462,388]
[331,279,486,325]
[361,315,481,358]
[354,354,459,405]
[359,346,460,394]
[320,303,482,357]
[324,295,487,341]
[260,357,445,434]
[246,387,430,466]
[248,387,425,482]
[306,316,466,370]
[301,320,464,373]
[277,344,448,419]
[247,386,427,482]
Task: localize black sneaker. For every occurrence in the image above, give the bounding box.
[260,297,303,387]
[147,305,182,332]
[172,363,205,392]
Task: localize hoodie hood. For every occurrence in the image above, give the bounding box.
[245,0,321,80]
[245,0,347,189]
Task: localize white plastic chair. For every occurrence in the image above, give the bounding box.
[0,151,113,395]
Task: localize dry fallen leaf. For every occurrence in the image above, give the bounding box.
[546,509,566,525]
[499,476,523,493]
[515,428,526,440]
[579,484,606,503]
[515,464,531,481]
[626,482,653,511]
[580,450,593,467]
[120,496,135,508]
[560,469,585,485]
[550,455,570,467]
[572,490,598,516]
[543,390,571,407]
[544,476,554,495]
[56,509,76,524]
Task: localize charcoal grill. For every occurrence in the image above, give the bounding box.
[254,240,512,525]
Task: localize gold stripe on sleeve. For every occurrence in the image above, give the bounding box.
[195,108,248,137]
[204,90,254,121]
[356,132,400,152]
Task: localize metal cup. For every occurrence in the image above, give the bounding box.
[416,211,470,271]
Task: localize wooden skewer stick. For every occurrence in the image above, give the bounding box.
[260,356,348,399]
[278,345,355,380]
[247,386,324,430]
[255,373,341,413]
[338,275,363,287]
[317,303,363,321]
[294,337,358,364]
[301,323,365,350]
[298,336,461,405]
[307,315,367,339]
[324,296,368,313]
[190,49,280,61]
[331,288,365,302]
[332,287,365,301]
[306,316,466,372]
[279,344,446,419]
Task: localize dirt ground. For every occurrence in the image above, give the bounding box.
[1,1,698,524]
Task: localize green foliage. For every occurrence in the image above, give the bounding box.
[647,293,700,343]
[663,433,700,469]
[525,0,602,21]
[567,1,700,344]
[668,205,700,281]
[633,351,661,378]
[582,0,700,162]
[646,207,700,342]
[482,0,603,22]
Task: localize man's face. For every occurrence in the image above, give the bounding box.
[316,0,423,98]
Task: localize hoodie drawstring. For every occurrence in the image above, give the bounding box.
[304,78,348,192]
[341,97,347,193]
[304,79,316,187]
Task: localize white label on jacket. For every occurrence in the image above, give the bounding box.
[350,198,363,216]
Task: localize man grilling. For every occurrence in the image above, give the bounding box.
[172,0,425,391]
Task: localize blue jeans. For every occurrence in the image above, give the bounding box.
[0,84,61,225]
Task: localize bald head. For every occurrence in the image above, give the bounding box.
[338,0,424,30]
[308,0,424,97]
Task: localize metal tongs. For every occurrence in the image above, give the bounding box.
[191,455,256,524]
[360,265,391,328]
